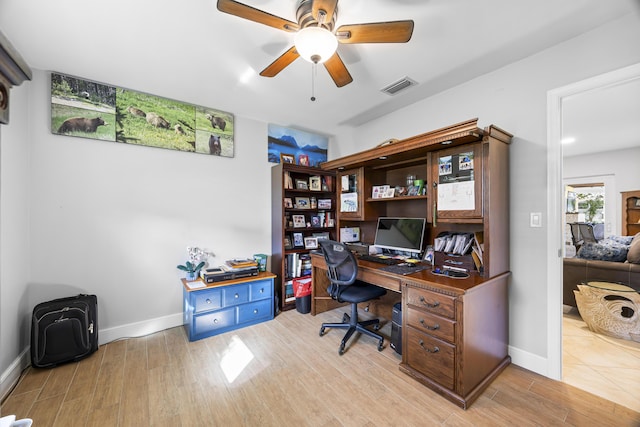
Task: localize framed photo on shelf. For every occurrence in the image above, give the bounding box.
[280,153,295,164]
[313,231,330,240]
[310,215,321,227]
[298,154,310,166]
[295,197,311,209]
[295,179,308,190]
[284,197,293,208]
[318,199,332,209]
[292,214,306,228]
[372,185,389,199]
[304,237,318,249]
[284,235,293,250]
[309,176,322,191]
[293,232,304,248]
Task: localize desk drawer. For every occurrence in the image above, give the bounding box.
[405,286,456,319]
[359,269,400,292]
[250,280,273,301]
[193,307,235,335]
[238,299,272,324]
[406,326,455,390]
[224,285,250,306]
[406,307,455,344]
[193,288,223,313]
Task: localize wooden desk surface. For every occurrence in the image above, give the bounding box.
[310,252,494,296]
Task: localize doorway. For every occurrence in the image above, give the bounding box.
[547,63,640,391]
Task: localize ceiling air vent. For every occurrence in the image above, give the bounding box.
[381,77,417,96]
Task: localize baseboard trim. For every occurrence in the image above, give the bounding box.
[0,347,30,403]
[1,312,183,401]
[98,313,183,345]
[508,344,550,377]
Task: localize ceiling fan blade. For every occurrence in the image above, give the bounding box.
[217,0,299,32]
[312,0,338,24]
[324,53,353,87]
[260,46,300,77]
[336,21,414,44]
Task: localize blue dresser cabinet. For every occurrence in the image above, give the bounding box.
[182,272,276,341]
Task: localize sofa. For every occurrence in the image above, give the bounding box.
[563,233,640,307]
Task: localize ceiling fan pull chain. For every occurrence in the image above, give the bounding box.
[311,63,317,102]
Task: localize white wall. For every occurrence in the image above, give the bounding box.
[564,146,640,235]
[333,12,640,370]
[1,69,277,390]
[0,81,31,398]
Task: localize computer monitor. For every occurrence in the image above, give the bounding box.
[373,217,426,256]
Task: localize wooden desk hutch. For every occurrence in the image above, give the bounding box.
[314,118,513,409]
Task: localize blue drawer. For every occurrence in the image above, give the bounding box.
[193,307,235,336]
[223,285,250,306]
[193,288,223,313]
[238,299,272,324]
[250,280,273,301]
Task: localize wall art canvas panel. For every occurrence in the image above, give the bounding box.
[195,107,234,157]
[268,124,328,166]
[116,88,196,152]
[51,73,116,141]
[51,72,234,157]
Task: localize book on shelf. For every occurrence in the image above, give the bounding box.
[284,280,295,303]
[225,258,258,269]
[284,253,312,279]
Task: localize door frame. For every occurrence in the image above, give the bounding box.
[546,62,640,380]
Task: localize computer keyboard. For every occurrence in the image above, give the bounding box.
[358,254,403,265]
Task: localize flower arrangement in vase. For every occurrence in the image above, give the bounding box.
[177,246,214,281]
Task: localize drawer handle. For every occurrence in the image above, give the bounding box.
[253,309,258,314]
[206,299,211,304]
[234,293,239,299]
[259,288,264,293]
[419,319,440,330]
[213,318,218,324]
[418,340,439,353]
[419,296,440,308]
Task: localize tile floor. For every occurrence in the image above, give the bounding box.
[563,306,640,413]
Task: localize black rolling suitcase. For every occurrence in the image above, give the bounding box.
[31,294,98,368]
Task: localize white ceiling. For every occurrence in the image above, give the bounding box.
[562,77,640,157]
[1,0,639,153]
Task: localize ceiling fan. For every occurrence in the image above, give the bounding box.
[217,0,414,88]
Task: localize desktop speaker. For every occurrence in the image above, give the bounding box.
[390,302,402,355]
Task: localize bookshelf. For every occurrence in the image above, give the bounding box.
[621,190,640,236]
[271,163,337,311]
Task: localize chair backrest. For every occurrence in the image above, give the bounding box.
[569,222,584,250]
[578,223,598,244]
[318,240,358,286]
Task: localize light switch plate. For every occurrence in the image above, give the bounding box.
[530,212,542,228]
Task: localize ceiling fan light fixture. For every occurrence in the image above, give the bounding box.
[294,27,338,64]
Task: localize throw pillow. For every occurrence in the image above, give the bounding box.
[627,232,640,264]
[577,240,629,262]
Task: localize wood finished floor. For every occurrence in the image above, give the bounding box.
[2,307,640,426]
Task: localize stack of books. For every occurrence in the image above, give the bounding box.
[224,258,258,270]
[222,258,259,275]
[200,258,259,284]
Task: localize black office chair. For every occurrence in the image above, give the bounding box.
[318,240,387,355]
